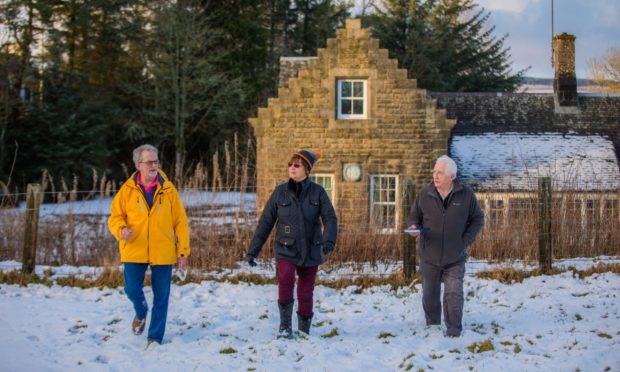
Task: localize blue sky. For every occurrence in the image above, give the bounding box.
[354,0,620,79]
[477,0,620,78]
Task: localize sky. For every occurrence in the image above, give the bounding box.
[354,0,620,79]
[462,0,620,78]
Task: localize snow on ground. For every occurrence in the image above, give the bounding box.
[11,190,256,218]
[1,259,619,371]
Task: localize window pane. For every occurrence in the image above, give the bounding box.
[353,99,364,114]
[371,175,398,231]
[387,205,396,226]
[341,99,351,114]
[603,199,619,220]
[353,81,364,97]
[341,81,351,97]
[490,199,504,227]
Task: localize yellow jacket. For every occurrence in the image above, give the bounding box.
[108,170,190,265]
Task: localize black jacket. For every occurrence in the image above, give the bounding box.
[407,180,484,266]
[248,178,338,267]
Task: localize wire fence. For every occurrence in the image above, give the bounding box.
[1,181,618,273]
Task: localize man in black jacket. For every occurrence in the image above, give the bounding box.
[407,155,484,337]
[247,149,338,338]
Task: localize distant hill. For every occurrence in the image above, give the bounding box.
[522,77,598,87]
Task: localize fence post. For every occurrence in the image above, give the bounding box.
[538,177,552,273]
[402,179,417,279]
[22,183,42,274]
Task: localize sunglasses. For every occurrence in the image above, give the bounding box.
[288,162,302,169]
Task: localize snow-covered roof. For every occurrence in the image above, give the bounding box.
[450,132,620,191]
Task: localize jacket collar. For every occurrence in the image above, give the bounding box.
[287,177,311,197]
[427,179,463,199]
[128,170,170,191]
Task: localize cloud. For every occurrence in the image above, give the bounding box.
[475,0,543,14]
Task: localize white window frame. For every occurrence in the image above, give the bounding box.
[310,173,335,202]
[370,175,399,234]
[337,79,367,119]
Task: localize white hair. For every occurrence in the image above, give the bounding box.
[435,155,457,179]
[133,144,158,165]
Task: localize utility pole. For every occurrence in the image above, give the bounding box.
[551,0,554,68]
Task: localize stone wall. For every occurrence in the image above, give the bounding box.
[249,19,455,227]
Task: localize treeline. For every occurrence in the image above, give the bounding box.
[0,0,525,193]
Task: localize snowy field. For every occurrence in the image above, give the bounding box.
[1,259,619,371]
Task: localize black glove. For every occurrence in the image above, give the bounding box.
[322,242,335,255]
[247,254,257,267]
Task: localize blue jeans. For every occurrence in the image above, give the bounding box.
[124,263,172,344]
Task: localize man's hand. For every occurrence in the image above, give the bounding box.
[247,254,257,267]
[121,227,134,240]
[322,242,335,255]
[406,225,421,236]
[177,256,187,270]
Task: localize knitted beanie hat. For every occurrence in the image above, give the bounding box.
[294,149,321,171]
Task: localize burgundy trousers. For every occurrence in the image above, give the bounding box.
[277,258,318,318]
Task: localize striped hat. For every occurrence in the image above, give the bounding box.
[294,149,321,171]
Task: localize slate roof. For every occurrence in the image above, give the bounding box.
[450,132,619,191]
[429,92,620,192]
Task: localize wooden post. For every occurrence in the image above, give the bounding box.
[538,177,552,273]
[22,183,42,274]
[402,179,417,279]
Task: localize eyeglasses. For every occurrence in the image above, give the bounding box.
[288,162,302,169]
[140,160,159,167]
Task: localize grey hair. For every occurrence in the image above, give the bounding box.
[435,155,457,179]
[133,144,159,165]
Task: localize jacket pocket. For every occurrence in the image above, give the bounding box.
[277,196,293,219]
[277,236,297,257]
[305,197,320,220]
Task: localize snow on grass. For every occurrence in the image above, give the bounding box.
[1,261,619,371]
[10,191,256,218]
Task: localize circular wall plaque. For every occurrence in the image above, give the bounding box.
[343,163,362,182]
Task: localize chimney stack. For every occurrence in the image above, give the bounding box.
[553,33,577,107]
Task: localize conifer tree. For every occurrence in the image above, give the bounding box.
[365,0,525,91]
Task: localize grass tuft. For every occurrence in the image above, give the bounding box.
[220,347,237,354]
[321,328,339,338]
[467,339,494,353]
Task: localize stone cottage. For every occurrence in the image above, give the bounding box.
[249,18,455,233]
[249,19,620,234]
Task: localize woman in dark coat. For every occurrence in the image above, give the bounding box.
[247,149,338,338]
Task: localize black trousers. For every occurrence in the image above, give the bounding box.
[420,260,466,336]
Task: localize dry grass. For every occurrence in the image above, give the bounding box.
[475,262,620,284]
[1,264,618,289]
[475,267,563,284]
[471,192,620,261]
[0,138,618,271]
[0,270,53,287]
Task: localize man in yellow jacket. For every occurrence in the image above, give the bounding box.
[108,144,190,347]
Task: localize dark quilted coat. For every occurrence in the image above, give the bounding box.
[248,178,338,267]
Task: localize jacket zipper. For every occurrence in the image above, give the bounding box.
[441,198,446,264]
[136,180,169,265]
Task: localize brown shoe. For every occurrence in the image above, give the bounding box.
[132,317,145,335]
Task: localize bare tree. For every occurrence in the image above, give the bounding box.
[589,47,620,93]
